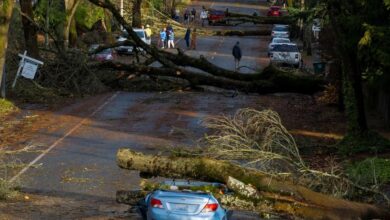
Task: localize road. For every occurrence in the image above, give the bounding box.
[0,0,274,219]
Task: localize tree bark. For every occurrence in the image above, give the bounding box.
[116,149,390,220]
[64,0,80,49]
[20,0,40,58]
[327,3,368,134]
[94,61,324,94]
[0,0,15,97]
[132,0,142,28]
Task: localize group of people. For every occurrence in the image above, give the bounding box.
[157,24,198,50]
[182,7,208,26]
[142,18,242,71]
[158,24,175,49]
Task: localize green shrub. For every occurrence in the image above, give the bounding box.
[347,157,390,187]
[0,99,17,117]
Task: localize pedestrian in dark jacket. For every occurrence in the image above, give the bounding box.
[184,28,191,49]
[232,41,242,70]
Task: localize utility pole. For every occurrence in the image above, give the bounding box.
[120,0,124,17]
[120,0,124,30]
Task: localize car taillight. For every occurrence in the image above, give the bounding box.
[270,53,273,58]
[202,203,218,212]
[151,198,163,208]
[295,54,299,59]
[272,31,275,36]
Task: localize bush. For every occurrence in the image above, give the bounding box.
[347,157,390,187]
[0,99,17,117]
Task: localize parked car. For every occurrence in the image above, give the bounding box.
[271,24,289,39]
[138,180,229,220]
[116,28,151,55]
[89,44,116,61]
[208,10,226,25]
[268,37,291,54]
[267,6,282,17]
[269,43,301,68]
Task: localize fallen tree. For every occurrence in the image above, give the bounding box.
[116,148,390,220]
[93,62,324,94]
[86,0,324,95]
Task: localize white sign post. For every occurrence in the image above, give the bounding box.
[12,51,44,89]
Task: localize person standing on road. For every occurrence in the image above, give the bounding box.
[200,8,208,27]
[165,24,173,47]
[184,27,191,49]
[190,28,197,50]
[184,9,190,25]
[232,41,242,70]
[145,24,152,39]
[159,28,166,49]
[168,30,175,48]
[191,8,196,22]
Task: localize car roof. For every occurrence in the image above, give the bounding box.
[270,6,280,9]
[272,37,290,41]
[154,189,211,197]
[273,24,289,27]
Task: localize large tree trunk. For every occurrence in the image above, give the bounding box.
[94,61,324,94]
[327,3,368,135]
[0,0,15,97]
[20,0,40,58]
[64,0,80,49]
[116,149,390,220]
[132,0,142,28]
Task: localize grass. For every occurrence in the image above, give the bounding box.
[0,99,17,118]
[0,178,18,200]
[347,157,390,187]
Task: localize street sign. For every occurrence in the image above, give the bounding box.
[21,61,39,79]
[12,51,44,88]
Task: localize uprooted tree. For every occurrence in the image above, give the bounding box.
[116,149,390,220]
[116,109,390,219]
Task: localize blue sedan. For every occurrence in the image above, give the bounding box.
[139,181,229,220]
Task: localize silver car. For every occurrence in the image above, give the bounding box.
[141,181,228,220]
[116,28,151,55]
[268,38,291,55]
[271,24,289,39]
[270,43,301,68]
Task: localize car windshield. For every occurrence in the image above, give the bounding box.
[99,49,112,54]
[273,38,290,43]
[273,26,289,32]
[271,44,299,52]
[135,30,145,38]
[210,10,224,15]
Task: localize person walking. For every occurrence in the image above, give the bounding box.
[168,30,175,48]
[184,27,191,49]
[190,28,197,50]
[159,28,166,48]
[232,41,242,70]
